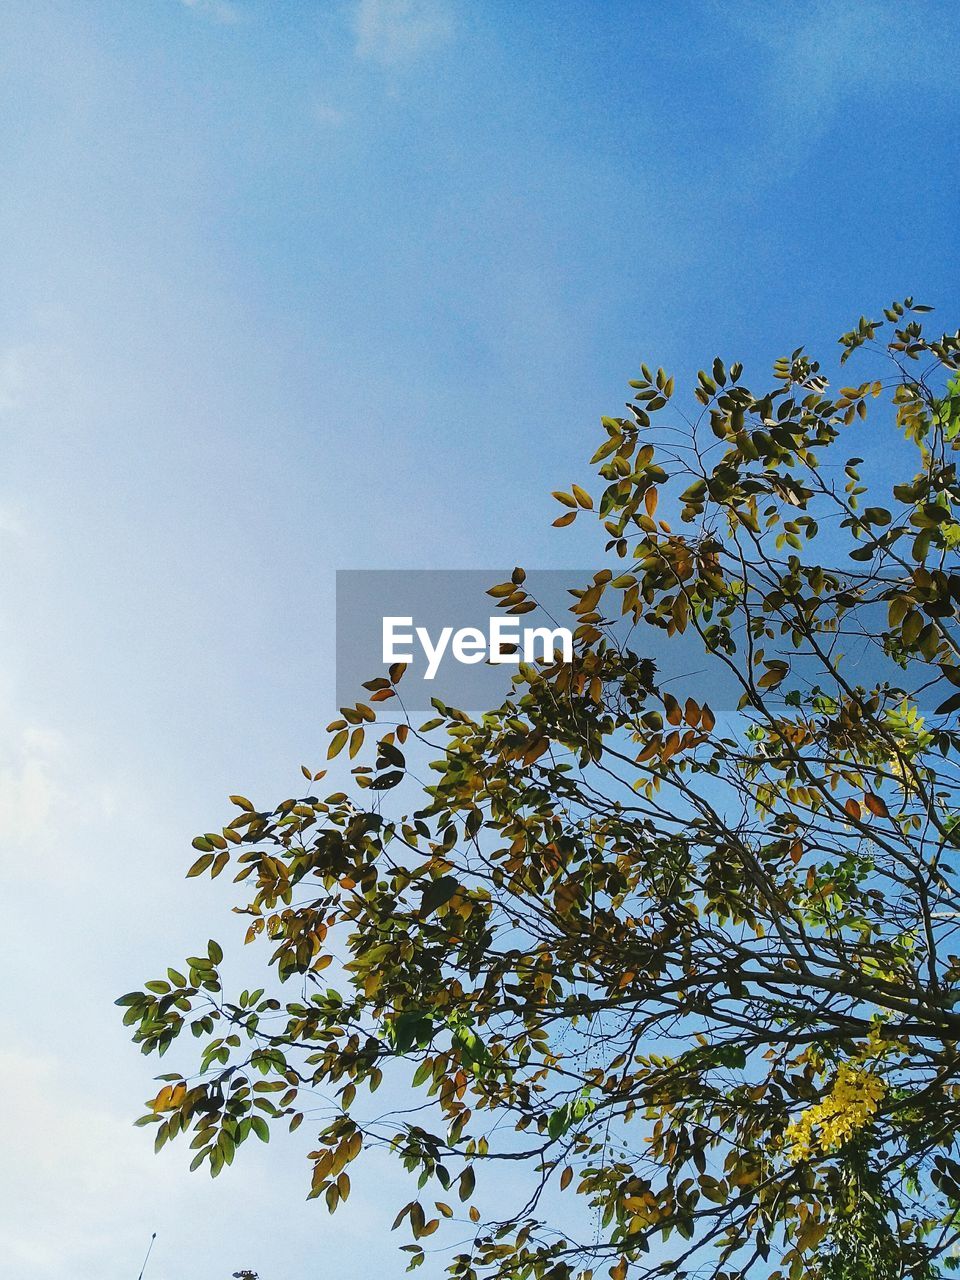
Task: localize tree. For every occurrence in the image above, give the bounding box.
[120,301,960,1280]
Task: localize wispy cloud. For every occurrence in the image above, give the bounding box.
[712,0,955,185]
[314,99,346,127]
[0,718,121,878]
[729,0,949,142]
[0,725,65,849]
[0,1048,165,1276]
[0,345,34,416]
[178,0,242,25]
[353,0,454,67]
[0,504,26,540]
[0,337,85,439]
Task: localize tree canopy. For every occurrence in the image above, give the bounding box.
[120,301,960,1279]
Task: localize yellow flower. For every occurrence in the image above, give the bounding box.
[784,1064,886,1162]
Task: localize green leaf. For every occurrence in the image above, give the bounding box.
[370,770,404,790]
[458,1167,475,1202]
[420,875,458,916]
[935,690,960,717]
[390,1012,435,1054]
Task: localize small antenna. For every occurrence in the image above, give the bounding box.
[137,1232,157,1280]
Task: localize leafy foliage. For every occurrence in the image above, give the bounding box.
[122,302,960,1279]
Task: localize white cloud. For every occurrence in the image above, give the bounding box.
[724,0,952,161]
[0,339,86,442]
[0,1048,169,1276]
[353,0,454,67]
[179,0,242,25]
[0,345,33,415]
[0,719,121,875]
[0,724,64,847]
[0,502,26,539]
[314,99,346,127]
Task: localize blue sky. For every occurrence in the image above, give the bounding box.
[1,2,959,1277]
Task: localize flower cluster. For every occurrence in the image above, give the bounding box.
[785,1063,887,1162]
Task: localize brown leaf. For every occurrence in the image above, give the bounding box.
[863,792,888,818]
